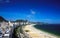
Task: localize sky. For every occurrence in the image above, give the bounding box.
[0,0,60,24]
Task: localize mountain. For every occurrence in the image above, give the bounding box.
[0,16,8,22]
[15,20,27,22]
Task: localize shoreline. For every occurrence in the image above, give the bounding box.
[34,24,60,37]
[24,24,59,38]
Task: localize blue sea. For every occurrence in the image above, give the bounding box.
[34,24,60,36]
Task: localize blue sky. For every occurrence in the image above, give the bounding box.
[0,0,60,24]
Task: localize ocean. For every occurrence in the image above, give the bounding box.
[34,24,60,36]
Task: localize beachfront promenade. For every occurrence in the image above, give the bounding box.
[24,24,59,38]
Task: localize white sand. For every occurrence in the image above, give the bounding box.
[24,24,59,38]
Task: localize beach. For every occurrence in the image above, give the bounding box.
[24,24,59,38]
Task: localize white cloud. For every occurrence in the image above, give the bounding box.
[31,10,36,15]
[26,9,36,20]
[26,9,36,18]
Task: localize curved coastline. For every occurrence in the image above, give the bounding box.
[34,24,60,36]
[24,24,59,38]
